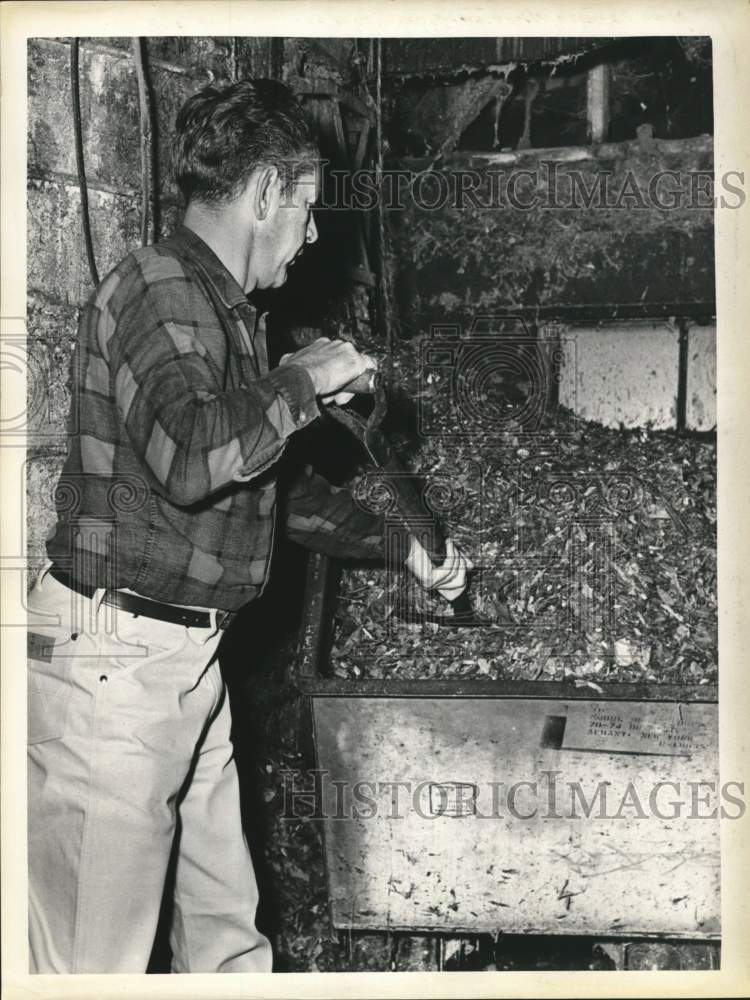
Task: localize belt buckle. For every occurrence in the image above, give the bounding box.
[216,610,233,631]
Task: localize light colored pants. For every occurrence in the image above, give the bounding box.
[27,564,273,974]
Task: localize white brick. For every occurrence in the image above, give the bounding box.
[685,324,716,432]
[559,322,679,430]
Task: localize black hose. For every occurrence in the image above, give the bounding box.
[70,38,100,288]
[374,38,393,352]
[132,37,154,247]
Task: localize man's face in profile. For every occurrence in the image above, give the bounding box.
[256,168,319,290]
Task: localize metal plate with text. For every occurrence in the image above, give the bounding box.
[311,696,720,937]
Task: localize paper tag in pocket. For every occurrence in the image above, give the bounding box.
[28,632,56,663]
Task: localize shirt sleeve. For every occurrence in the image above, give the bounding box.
[105,253,320,506]
[284,464,411,563]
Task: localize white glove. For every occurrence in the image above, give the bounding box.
[405,537,473,601]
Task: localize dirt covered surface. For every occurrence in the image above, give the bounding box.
[329,339,717,688]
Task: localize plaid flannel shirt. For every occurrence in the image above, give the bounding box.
[46,225,390,611]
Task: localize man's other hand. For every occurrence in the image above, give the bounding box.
[280,338,376,406]
[405,537,473,601]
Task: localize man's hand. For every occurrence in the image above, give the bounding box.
[405,537,473,601]
[280,338,376,406]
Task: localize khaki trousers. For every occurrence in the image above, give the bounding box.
[27,565,272,973]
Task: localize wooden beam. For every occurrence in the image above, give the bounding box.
[399,133,713,169]
[587,63,610,144]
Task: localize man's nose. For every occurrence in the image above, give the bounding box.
[306,213,318,245]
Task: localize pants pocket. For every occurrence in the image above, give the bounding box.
[27,632,75,744]
[108,614,191,675]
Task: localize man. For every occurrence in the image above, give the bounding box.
[27,79,469,974]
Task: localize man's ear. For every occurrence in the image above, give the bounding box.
[252,165,280,222]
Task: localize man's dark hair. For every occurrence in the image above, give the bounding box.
[173,78,317,205]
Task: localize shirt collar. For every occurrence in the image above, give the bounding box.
[165,224,250,309]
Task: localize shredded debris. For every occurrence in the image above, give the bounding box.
[329,340,716,685]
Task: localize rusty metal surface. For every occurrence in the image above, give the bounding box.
[295,552,340,681]
[300,676,718,702]
[384,38,616,78]
[312,695,720,936]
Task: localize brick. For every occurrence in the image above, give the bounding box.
[26,296,79,449]
[26,336,72,449]
[28,40,76,180]
[0,322,32,448]
[28,39,139,190]
[28,38,209,206]
[685,323,716,431]
[27,293,80,354]
[26,453,66,580]
[149,63,211,207]
[559,322,679,430]
[27,176,141,305]
[104,36,235,82]
[1,311,70,451]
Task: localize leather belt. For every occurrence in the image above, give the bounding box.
[49,568,236,631]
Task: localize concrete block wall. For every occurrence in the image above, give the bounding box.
[686,323,716,431]
[559,321,716,431]
[559,322,679,430]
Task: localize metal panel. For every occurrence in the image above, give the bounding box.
[384,38,615,77]
[293,552,718,704]
[312,695,719,937]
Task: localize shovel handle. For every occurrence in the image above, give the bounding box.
[341,368,378,394]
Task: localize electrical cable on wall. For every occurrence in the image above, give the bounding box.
[374,38,395,353]
[70,38,100,288]
[132,37,158,247]
[71,37,158,292]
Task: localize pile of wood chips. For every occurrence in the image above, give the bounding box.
[330,344,716,687]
